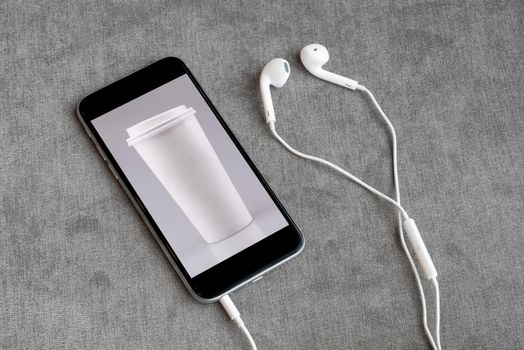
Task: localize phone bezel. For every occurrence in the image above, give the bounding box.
[76,57,304,302]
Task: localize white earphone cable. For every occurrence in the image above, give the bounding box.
[268,122,409,220]
[220,295,257,350]
[239,323,257,349]
[267,85,441,349]
[357,85,441,350]
[431,277,441,350]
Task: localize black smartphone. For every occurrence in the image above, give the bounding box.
[76,57,304,301]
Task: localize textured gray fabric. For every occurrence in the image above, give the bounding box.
[1,1,523,349]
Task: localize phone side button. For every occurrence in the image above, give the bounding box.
[251,276,264,284]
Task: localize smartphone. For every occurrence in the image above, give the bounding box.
[76,57,304,302]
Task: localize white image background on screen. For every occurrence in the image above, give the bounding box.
[92,75,287,277]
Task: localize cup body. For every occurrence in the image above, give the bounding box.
[127,106,252,243]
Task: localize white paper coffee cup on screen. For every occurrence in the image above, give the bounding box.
[126,105,253,244]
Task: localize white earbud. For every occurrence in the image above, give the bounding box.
[300,44,359,90]
[260,58,290,123]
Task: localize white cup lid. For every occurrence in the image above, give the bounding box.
[126,105,195,146]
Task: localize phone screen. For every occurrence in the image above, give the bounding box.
[91,74,288,278]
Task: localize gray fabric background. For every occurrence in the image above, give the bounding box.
[1,1,523,349]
